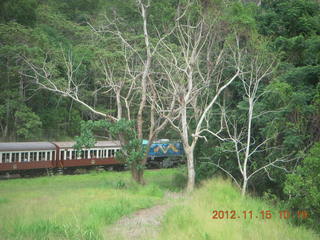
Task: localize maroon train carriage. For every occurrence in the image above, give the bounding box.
[0,141,122,174]
[54,141,121,168]
[0,142,56,172]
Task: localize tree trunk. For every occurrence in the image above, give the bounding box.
[186,149,195,192]
[241,178,248,196]
[181,103,196,192]
[131,164,145,185]
[116,90,122,119]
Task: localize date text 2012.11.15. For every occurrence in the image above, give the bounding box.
[211,210,309,220]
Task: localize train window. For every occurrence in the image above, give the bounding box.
[6,153,10,163]
[11,153,17,162]
[30,152,37,162]
[47,152,51,161]
[40,152,46,161]
[84,150,88,159]
[110,149,115,157]
[71,151,76,159]
[2,153,10,163]
[108,149,111,157]
[21,152,28,162]
[60,151,64,160]
[66,151,70,160]
[52,151,55,161]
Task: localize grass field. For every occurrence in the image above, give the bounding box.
[0,169,181,240]
[157,178,319,240]
[1,170,318,240]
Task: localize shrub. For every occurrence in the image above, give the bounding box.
[195,161,218,183]
[171,171,187,190]
[284,142,320,232]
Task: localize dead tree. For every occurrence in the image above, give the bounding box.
[201,42,295,196]
[154,4,242,192]
[22,0,175,184]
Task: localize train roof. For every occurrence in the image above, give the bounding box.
[0,142,56,152]
[54,141,121,148]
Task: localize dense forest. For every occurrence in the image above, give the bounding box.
[0,0,319,233]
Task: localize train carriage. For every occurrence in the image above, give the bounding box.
[0,142,56,172]
[0,141,123,173]
[54,141,121,168]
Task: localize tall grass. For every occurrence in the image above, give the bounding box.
[157,178,319,240]
[0,169,181,240]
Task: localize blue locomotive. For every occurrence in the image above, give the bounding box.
[144,139,184,168]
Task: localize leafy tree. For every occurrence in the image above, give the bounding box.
[74,119,146,179]
[0,0,38,26]
[15,106,42,140]
[284,143,320,232]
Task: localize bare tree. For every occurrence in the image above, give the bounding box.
[22,0,175,184]
[154,5,242,192]
[201,43,295,196]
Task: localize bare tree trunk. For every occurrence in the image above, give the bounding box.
[137,1,151,141]
[241,98,253,196]
[186,146,196,192]
[181,103,196,192]
[241,178,248,196]
[116,90,122,120]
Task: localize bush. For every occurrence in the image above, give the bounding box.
[284,142,320,232]
[171,171,187,190]
[195,161,218,183]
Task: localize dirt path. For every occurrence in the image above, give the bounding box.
[104,192,183,240]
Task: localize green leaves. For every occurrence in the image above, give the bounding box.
[74,119,146,170]
[0,0,38,26]
[15,105,42,140]
[284,142,320,231]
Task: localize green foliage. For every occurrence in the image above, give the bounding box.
[0,0,38,26]
[258,0,320,37]
[15,106,42,140]
[195,161,218,182]
[284,143,320,232]
[171,167,188,189]
[75,119,146,170]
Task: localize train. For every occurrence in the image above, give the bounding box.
[0,139,184,176]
